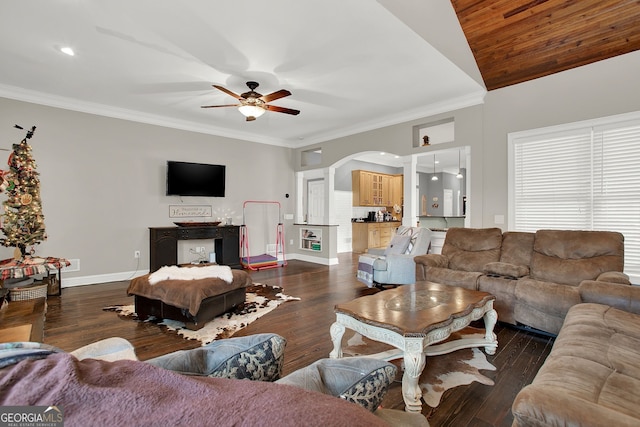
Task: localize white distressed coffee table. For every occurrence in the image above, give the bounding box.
[329,281,498,413]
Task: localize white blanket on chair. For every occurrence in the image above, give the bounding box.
[356,255,378,288]
[148,265,233,285]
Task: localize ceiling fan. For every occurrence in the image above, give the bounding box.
[201,81,300,121]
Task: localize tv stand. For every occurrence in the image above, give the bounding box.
[149,225,241,272]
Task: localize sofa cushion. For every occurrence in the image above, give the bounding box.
[441,227,502,272]
[499,231,535,266]
[276,358,396,413]
[529,230,625,286]
[514,279,582,334]
[515,279,581,316]
[512,304,640,427]
[146,333,286,381]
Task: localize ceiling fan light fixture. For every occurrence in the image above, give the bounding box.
[238,105,266,119]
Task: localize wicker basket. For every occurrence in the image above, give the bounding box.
[9,283,48,301]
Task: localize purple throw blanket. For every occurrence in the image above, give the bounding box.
[0,353,388,427]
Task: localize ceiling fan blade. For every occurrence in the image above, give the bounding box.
[259,89,291,103]
[200,104,240,108]
[212,85,242,100]
[265,105,300,115]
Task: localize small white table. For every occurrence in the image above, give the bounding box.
[330,282,498,413]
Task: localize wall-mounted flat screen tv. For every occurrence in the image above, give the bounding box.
[166,161,226,197]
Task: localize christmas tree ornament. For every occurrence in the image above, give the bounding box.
[20,194,33,205]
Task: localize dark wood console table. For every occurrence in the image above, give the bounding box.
[149,226,241,272]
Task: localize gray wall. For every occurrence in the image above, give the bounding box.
[0,98,295,285]
[481,50,640,228]
[294,50,640,231]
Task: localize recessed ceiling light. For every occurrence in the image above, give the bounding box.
[60,47,75,56]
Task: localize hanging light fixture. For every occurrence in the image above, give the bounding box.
[238,104,266,121]
[431,154,438,181]
[456,149,464,179]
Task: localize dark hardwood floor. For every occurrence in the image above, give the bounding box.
[43,253,554,427]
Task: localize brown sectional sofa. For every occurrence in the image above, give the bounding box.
[415,227,640,426]
[414,227,631,335]
[511,284,640,426]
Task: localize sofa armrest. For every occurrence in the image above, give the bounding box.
[596,271,630,285]
[414,253,448,268]
[483,262,529,279]
[367,247,385,257]
[414,253,448,282]
[578,281,640,314]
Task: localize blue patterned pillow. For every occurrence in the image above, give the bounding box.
[277,358,397,412]
[146,333,286,381]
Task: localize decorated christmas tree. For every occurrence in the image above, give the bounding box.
[0,126,47,258]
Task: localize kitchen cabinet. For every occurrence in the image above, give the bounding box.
[391,175,403,207]
[352,170,372,206]
[352,222,399,253]
[352,170,403,207]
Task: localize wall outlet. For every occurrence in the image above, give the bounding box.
[134,250,140,258]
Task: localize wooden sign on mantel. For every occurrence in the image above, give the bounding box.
[169,205,212,218]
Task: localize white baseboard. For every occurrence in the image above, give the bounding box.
[287,253,339,266]
[62,269,149,288]
[61,254,341,288]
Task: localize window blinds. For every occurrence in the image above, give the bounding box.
[510,114,640,281]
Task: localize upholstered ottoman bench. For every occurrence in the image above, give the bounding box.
[127,266,252,330]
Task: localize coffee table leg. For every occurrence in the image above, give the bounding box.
[402,336,426,413]
[329,322,345,359]
[483,308,498,355]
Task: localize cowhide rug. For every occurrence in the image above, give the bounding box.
[342,326,496,408]
[104,283,299,345]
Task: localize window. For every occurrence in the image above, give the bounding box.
[508,111,640,283]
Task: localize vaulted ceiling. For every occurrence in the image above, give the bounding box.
[451,0,640,90]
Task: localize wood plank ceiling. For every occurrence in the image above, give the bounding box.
[451,0,640,90]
